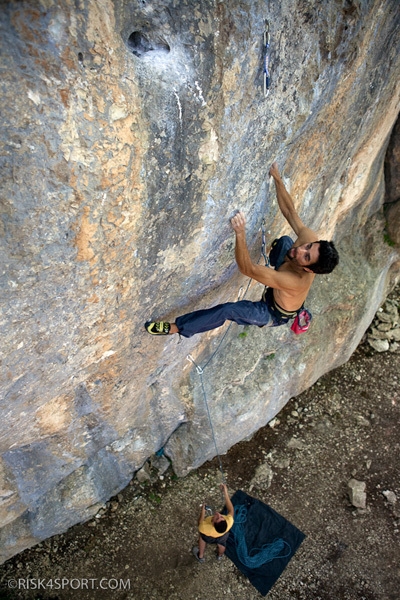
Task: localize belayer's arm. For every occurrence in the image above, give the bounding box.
[198,503,206,525]
[220,484,234,517]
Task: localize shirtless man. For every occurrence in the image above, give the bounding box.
[145,162,339,337]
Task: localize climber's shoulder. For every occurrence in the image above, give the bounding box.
[294,226,319,246]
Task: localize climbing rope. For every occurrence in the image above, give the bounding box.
[186,219,270,483]
[232,504,292,568]
[186,354,226,484]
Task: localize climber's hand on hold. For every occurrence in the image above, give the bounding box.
[230,211,246,234]
[269,161,281,180]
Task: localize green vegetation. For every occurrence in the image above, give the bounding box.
[239,326,251,339]
[384,232,395,247]
[149,492,162,504]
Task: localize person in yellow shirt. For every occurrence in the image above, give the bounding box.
[192,483,235,562]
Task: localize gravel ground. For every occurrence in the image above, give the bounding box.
[0,287,399,600]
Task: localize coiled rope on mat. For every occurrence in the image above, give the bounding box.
[232,504,291,568]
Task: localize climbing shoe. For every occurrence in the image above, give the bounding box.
[145,321,171,335]
[192,547,205,563]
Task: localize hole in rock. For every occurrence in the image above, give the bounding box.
[127,31,170,57]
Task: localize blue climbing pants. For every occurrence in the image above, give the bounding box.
[175,236,295,338]
[175,299,290,338]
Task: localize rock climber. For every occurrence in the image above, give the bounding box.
[192,483,234,563]
[145,162,339,337]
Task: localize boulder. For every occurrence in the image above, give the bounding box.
[367,339,390,352]
[250,463,274,491]
[382,490,397,505]
[348,479,367,510]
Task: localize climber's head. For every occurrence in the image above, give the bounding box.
[307,240,339,274]
[287,241,339,274]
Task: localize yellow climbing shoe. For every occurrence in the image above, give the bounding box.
[145,321,171,335]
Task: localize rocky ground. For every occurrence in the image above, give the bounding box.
[0,287,399,600]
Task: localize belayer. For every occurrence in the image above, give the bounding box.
[145,162,339,338]
[192,483,235,563]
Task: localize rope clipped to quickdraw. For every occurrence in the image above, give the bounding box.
[260,218,269,267]
[263,20,271,98]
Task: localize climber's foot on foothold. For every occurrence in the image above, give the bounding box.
[145,321,171,335]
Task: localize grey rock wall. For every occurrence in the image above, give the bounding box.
[385,114,400,244]
[0,0,399,562]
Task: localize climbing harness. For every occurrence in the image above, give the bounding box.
[232,504,291,568]
[263,20,271,98]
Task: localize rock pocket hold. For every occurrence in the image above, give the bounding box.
[127,31,170,57]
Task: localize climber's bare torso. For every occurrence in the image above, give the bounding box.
[273,229,319,311]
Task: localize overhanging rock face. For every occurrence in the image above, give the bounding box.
[0,0,399,562]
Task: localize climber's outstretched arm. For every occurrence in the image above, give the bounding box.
[269,162,317,244]
[231,211,302,290]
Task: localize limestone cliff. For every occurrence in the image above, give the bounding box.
[0,0,399,562]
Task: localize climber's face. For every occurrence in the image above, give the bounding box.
[287,242,320,269]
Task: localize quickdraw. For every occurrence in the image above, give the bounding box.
[260,219,269,266]
[263,20,270,98]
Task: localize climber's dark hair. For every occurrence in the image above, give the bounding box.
[309,240,339,274]
[214,519,227,534]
